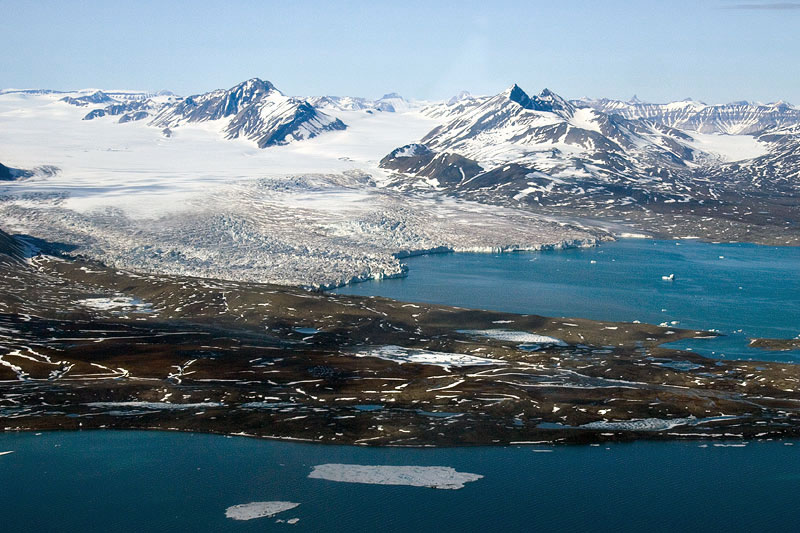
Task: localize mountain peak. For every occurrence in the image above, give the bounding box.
[230,78,276,95]
[447,90,472,105]
[533,88,574,116]
[504,84,533,108]
[500,85,572,115]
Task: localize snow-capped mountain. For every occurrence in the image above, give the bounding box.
[383,84,714,205]
[381,84,800,214]
[3,78,800,253]
[308,92,412,113]
[150,78,346,148]
[60,90,116,107]
[59,89,175,123]
[54,79,350,148]
[580,97,800,135]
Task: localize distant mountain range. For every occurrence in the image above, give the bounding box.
[580,97,800,135]
[380,84,800,217]
[18,77,800,238]
[54,79,416,148]
[3,77,800,246]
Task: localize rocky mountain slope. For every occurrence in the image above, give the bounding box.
[149,78,346,147]
[381,85,800,244]
[581,97,800,135]
[56,79,349,148]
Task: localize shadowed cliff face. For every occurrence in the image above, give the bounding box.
[1,230,799,446]
[0,227,25,262]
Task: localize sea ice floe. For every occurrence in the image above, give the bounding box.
[225,501,300,521]
[457,329,567,346]
[353,345,502,369]
[308,464,483,490]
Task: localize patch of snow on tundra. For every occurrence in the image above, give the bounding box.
[86,401,221,410]
[458,329,567,346]
[353,345,502,369]
[580,417,695,431]
[76,296,151,312]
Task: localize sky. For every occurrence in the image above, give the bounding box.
[1,0,799,104]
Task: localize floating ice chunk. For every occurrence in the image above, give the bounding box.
[661,274,675,281]
[457,329,566,346]
[308,464,483,490]
[225,501,300,521]
[353,345,502,369]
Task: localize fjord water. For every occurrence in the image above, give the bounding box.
[1,431,799,532]
[3,239,800,532]
[334,239,800,363]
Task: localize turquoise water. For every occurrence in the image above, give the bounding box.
[334,239,800,363]
[1,431,798,532]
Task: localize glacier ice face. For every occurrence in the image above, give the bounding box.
[0,172,596,289]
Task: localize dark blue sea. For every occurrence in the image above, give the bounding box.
[0,431,798,532]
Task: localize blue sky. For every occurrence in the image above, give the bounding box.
[2,0,799,103]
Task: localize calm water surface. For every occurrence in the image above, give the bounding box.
[1,431,798,532]
[334,239,800,362]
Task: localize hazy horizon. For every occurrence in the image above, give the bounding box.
[2,0,800,104]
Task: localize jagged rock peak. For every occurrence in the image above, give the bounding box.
[502,84,573,116]
[504,84,533,108]
[535,88,573,114]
